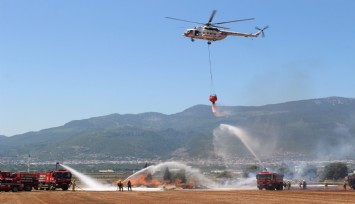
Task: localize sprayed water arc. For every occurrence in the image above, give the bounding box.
[60,164,116,191]
[214,124,264,167]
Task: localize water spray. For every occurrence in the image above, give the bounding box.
[60,164,115,191]
[214,124,264,168]
[122,161,215,189]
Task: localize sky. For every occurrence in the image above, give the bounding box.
[1,0,355,136]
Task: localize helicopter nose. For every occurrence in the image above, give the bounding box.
[183,32,188,37]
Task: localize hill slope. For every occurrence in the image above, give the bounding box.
[1,97,354,161]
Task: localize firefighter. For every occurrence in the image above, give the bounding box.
[71,179,76,191]
[117,181,123,192]
[344,180,347,191]
[287,181,291,190]
[324,178,328,189]
[127,180,132,191]
[302,180,307,190]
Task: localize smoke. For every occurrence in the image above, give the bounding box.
[243,62,315,106]
[292,162,319,181]
[215,175,257,190]
[315,124,354,160]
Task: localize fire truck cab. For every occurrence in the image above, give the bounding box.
[38,169,72,191]
[256,171,284,190]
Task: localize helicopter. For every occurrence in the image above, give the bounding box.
[166,10,268,44]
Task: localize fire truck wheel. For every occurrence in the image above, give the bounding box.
[62,186,69,191]
[12,186,18,192]
[24,185,32,191]
[50,184,56,190]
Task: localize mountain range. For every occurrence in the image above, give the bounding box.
[1,96,355,162]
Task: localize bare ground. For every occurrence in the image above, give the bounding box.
[1,189,354,204]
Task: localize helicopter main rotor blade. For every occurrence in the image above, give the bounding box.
[165,17,205,25]
[207,10,217,25]
[210,24,230,29]
[214,18,255,25]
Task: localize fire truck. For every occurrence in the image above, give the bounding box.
[11,172,40,191]
[0,171,11,178]
[346,173,355,190]
[0,178,24,192]
[0,171,25,192]
[38,169,72,191]
[256,171,284,190]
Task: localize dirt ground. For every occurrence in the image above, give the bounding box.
[1,188,355,204]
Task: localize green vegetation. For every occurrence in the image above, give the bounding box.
[321,162,348,181]
[216,170,233,179]
[242,164,263,178]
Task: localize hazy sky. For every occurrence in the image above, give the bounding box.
[1,0,354,136]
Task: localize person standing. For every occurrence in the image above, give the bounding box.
[127,180,132,191]
[118,181,123,191]
[302,180,307,190]
[72,179,76,191]
[324,178,328,189]
[287,181,291,190]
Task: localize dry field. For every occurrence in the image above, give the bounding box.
[1,188,354,204]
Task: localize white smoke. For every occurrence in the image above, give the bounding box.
[315,124,354,160]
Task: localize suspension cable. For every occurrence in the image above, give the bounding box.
[208,44,215,95]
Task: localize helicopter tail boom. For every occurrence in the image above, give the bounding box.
[222,25,269,38]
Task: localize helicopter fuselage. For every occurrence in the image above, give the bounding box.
[183,26,227,42]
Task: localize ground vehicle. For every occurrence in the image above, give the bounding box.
[256,171,284,190]
[346,173,355,190]
[12,172,40,191]
[0,178,24,192]
[0,171,11,179]
[38,169,72,191]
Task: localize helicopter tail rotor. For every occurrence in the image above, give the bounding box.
[255,26,269,37]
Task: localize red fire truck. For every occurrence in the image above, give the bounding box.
[256,171,284,190]
[0,178,24,192]
[0,171,11,179]
[0,172,25,192]
[11,172,40,191]
[38,169,72,191]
